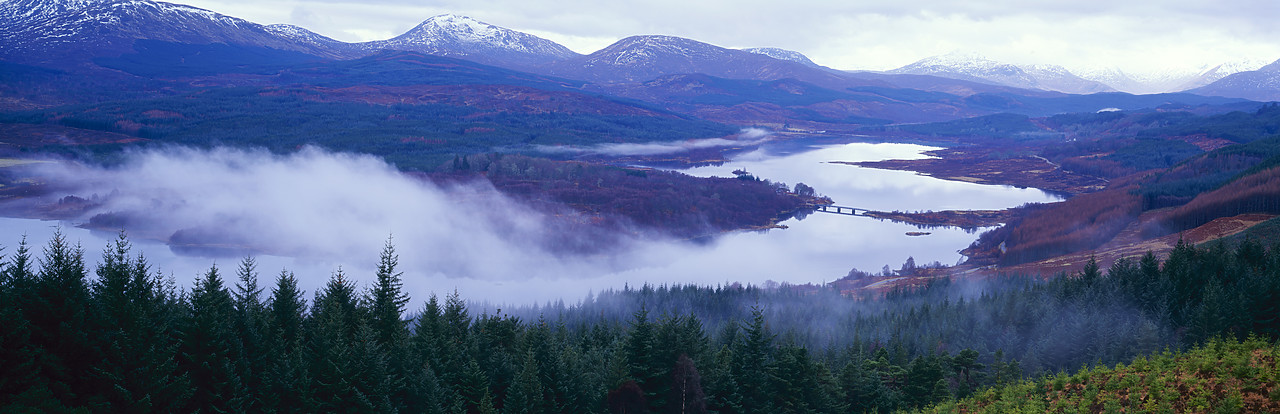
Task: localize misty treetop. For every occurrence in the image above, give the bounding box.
[2,229,1279,413]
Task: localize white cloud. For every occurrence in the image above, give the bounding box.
[174,0,1280,86]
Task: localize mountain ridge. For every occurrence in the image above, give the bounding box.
[889,52,1114,95]
[357,14,580,71]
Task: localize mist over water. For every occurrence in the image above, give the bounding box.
[0,142,1059,306]
[534,128,773,156]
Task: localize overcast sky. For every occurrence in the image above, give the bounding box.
[179,0,1280,77]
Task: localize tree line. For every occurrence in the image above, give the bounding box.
[2,229,1279,413]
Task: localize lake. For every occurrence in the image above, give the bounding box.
[0,140,1060,305]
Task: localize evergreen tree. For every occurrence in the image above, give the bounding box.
[89,232,189,412]
[369,237,410,348]
[309,269,391,413]
[269,270,307,353]
[0,237,53,411]
[734,307,774,414]
[839,357,891,414]
[263,269,315,412]
[622,306,658,406]
[179,264,249,412]
[28,230,96,407]
[503,351,546,414]
[232,256,270,411]
[367,238,411,410]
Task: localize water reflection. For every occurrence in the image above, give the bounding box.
[0,142,1061,305]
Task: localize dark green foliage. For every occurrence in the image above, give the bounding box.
[28,230,96,407]
[180,265,249,412]
[89,232,189,412]
[2,231,1279,413]
[231,256,272,411]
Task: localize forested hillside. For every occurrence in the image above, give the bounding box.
[915,337,1280,413]
[2,229,1277,413]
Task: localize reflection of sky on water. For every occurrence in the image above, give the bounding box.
[635,142,1062,287]
[681,142,1061,212]
[0,142,1060,306]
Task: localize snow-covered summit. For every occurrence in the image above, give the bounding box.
[584,35,724,67]
[362,14,578,67]
[741,47,821,68]
[890,52,1112,94]
[0,0,343,66]
[1075,58,1271,95]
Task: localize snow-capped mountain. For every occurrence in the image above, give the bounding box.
[1075,59,1270,95]
[0,0,101,26]
[1175,59,1272,91]
[1074,67,1166,95]
[889,52,1113,94]
[360,14,579,70]
[264,23,354,55]
[0,0,342,68]
[741,47,822,68]
[545,35,871,89]
[1188,58,1280,101]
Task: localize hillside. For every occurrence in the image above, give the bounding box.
[915,336,1280,413]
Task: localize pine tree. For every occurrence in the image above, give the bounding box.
[839,357,890,414]
[180,264,249,412]
[0,237,51,410]
[89,232,189,412]
[233,256,270,411]
[28,230,96,407]
[369,237,410,348]
[623,305,657,404]
[734,307,774,414]
[503,351,545,414]
[269,270,307,353]
[367,238,411,409]
[308,269,375,413]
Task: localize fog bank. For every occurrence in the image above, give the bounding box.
[534,128,772,156]
[0,142,1055,307]
[14,147,708,305]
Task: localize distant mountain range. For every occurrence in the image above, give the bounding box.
[884,51,1278,98]
[1188,60,1280,101]
[887,52,1115,95]
[0,0,1275,118]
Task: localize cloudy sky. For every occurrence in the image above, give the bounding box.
[180,0,1280,77]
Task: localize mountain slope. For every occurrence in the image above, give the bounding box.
[0,0,340,68]
[889,52,1113,94]
[544,35,880,90]
[1189,58,1280,101]
[359,14,579,71]
[264,23,355,55]
[740,47,822,68]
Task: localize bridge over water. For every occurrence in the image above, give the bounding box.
[809,204,866,216]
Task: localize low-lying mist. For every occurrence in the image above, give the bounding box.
[533,127,773,156]
[12,146,719,305]
[1,143,1016,307]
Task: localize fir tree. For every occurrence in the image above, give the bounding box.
[232,256,270,411]
[180,264,249,412]
[89,232,189,412]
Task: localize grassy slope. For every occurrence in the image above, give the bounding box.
[912,337,1280,413]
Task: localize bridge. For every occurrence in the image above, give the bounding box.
[809,204,866,216]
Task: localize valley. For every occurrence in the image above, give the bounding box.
[2,1,1280,412]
